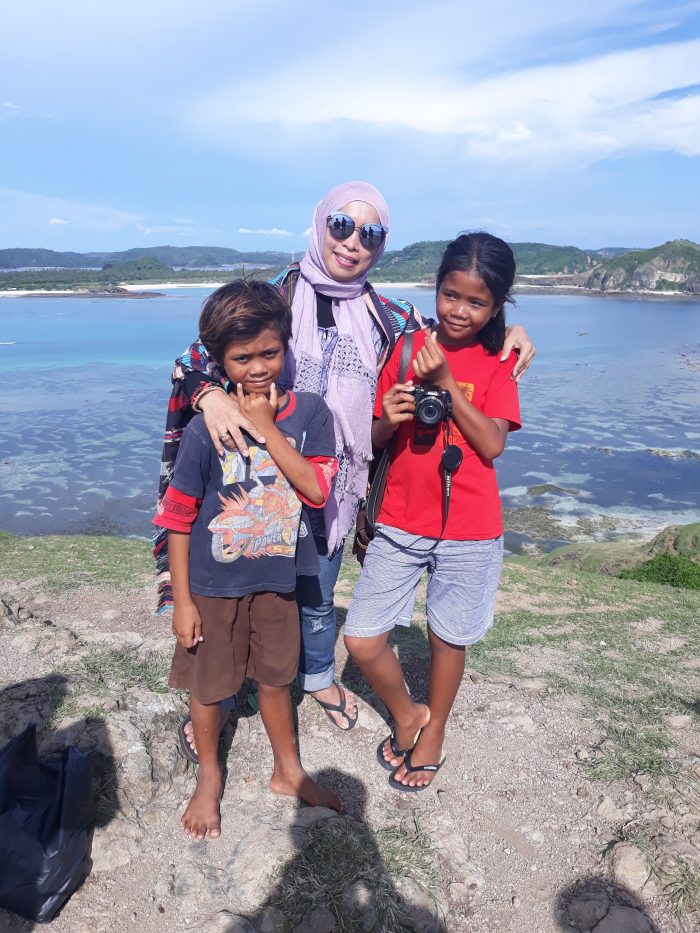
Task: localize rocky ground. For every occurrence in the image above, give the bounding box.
[0,533,698,932]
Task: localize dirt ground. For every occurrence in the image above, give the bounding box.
[0,543,698,932]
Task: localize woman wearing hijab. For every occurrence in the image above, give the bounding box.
[156,181,535,750]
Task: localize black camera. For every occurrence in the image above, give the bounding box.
[411,384,452,426]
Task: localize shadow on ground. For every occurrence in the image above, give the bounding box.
[0,675,118,931]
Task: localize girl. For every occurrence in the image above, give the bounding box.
[344,232,521,791]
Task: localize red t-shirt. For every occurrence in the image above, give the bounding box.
[374,330,521,540]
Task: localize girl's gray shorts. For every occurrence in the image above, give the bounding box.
[344,525,503,647]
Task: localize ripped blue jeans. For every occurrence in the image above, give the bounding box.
[295,540,343,692]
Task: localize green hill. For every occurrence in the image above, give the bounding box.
[584,239,700,294]
[0,245,292,270]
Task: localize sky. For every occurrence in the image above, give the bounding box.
[1,0,700,254]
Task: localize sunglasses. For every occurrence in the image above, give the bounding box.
[326,212,388,250]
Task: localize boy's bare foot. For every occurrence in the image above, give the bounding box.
[270,765,344,812]
[391,724,444,789]
[180,766,223,840]
[183,707,230,758]
[380,703,430,770]
[309,682,358,730]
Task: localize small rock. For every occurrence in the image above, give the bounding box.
[195,913,255,932]
[394,877,441,932]
[499,713,537,734]
[656,836,700,870]
[468,670,485,684]
[659,815,675,829]
[511,895,520,907]
[341,880,377,931]
[592,905,653,933]
[293,906,336,933]
[596,795,623,822]
[575,749,590,761]
[663,714,692,731]
[634,774,654,794]
[102,609,121,621]
[577,786,591,798]
[567,891,610,929]
[610,843,650,891]
[257,907,285,933]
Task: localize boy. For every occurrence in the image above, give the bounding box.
[154,280,342,840]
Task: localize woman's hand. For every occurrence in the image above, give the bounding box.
[501,325,536,382]
[412,331,452,386]
[198,387,265,457]
[172,600,203,649]
[236,382,277,435]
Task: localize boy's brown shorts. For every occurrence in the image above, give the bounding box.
[169,591,300,705]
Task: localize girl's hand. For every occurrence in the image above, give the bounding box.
[380,382,416,432]
[412,331,451,386]
[198,387,265,457]
[236,382,277,434]
[172,601,203,649]
[501,325,536,382]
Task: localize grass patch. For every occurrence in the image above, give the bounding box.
[73,646,170,694]
[619,554,700,590]
[0,531,152,591]
[663,859,700,918]
[582,726,678,783]
[267,815,440,932]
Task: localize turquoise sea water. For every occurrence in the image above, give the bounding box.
[1,286,699,549]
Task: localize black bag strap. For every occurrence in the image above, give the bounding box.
[366,332,414,534]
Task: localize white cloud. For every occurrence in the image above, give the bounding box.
[302,227,312,238]
[48,217,69,226]
[0,101,23,120]
[238,227,293,237]
[191,34,700,165]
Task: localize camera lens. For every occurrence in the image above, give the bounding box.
[418,399,443,425]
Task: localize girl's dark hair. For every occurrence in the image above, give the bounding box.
[198,279,293,364]
[435,232,516,354]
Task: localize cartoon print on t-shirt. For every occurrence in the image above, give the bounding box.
[209,442,302,562]
[452,381,475,445]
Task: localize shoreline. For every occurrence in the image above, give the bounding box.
[1,281,698,301]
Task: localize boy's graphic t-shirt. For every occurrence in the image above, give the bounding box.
[154,391,336,597]
[374,330,521,540]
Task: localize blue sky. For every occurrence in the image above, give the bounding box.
[1,0,699,253]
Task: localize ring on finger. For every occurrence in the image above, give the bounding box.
[219,430,230,439]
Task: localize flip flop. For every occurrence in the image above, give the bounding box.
[313,681,358,731]
[388,749,446,792]
[376,730,421,772]
[177,706,234,766]
[177,713,200,765]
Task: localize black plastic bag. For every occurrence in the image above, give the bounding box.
[0,725,94,923]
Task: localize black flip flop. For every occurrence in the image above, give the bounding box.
[388,749,446,792]
[177,707,233,765]
[313,681,358,731]
[177,713,200,765]
[376,730,420,772]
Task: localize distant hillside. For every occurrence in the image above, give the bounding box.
[583,240,700,294]
[371,241,635,282]
[0,245,292,270]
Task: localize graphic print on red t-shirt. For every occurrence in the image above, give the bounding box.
[373,330,521,540]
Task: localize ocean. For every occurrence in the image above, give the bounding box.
[1,286,699,552]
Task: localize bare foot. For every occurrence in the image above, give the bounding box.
[183,707,230,758]
[391,724,444,789]
[270,765,344,812]
[381,702,431,770]
[180,766,223,840]
[310,682,358,730]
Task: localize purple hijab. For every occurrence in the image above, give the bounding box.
[282,181,390,551]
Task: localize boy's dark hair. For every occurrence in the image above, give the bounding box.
[436,232,516,354]
[198,279,293,364]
